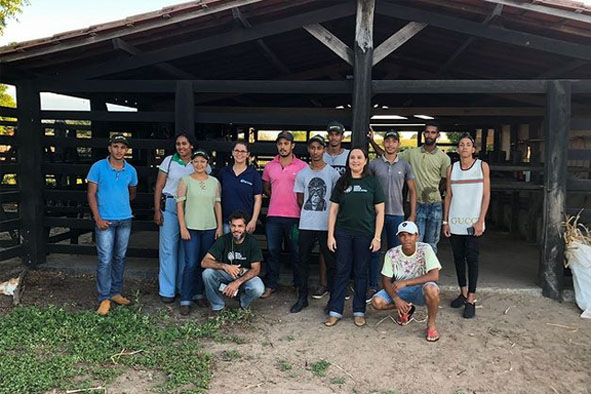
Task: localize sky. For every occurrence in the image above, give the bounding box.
[2,0,591,108]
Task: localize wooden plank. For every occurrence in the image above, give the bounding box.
[541,80,571,300]
[303,24,354,65]
[0,164,18,173]
[568,149,591,160]
[0,106,18,117]
[16,81,46,267]
[0,245,23,262]
[373,79,547,94]
[351,0,375,147]
[43,164,157,177]
[490,182,543,191]
[0,218,20,232]
[45,190,155,204]
[373,22,427,66]
[0,191,20,202]
[489,165,544,172]
[71,3,357,78]
[47,244,158,258]
[175,81,195,137]
[41,110,174,122]
[376,3,591,62]
[567,178,591,192]
[571,117,591,131]
[112,38,196,79]
[0,135,16,145]
[0,0,271,63]
[483,0,591,24]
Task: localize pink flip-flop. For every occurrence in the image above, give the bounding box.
[395,304,416,326]
[426,328,440,342]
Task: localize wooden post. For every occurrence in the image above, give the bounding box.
[351,0,375,147]
[540,80,571,299]
[175,81,195,138]
[16,80,46,266]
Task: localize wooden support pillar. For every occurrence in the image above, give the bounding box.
[351,0,375,147]
[540,80,571,300]
[16,80,46,266]
[175,81,195,138]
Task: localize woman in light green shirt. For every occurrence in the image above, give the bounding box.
[176,150,222,315]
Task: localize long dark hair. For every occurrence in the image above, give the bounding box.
[335,146,370,193]
[172,132,197,153]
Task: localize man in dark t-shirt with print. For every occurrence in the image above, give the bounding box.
[202,211,265,314]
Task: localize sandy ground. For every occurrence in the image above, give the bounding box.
[1,270,590,394]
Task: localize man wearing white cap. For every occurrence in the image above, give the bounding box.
[371,221,441,342]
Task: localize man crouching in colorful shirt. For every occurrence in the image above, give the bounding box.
[371,221,441,342]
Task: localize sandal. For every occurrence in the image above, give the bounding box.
[395,304,416,326]
[426,328,440,342]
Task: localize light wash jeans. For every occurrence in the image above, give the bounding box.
[369,214,405,289]
[202,268,264,311]
[158,197,186,298]
[95,218,132,302]
[416,202,443,254]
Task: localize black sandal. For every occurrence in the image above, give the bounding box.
[463,302,476,319]
[450,294,467,308]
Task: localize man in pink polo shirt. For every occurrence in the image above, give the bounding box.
[261,131,307,298]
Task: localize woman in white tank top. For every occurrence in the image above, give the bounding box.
[442,134,490,319]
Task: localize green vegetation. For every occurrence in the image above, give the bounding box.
[309,359,331,377]
[0,305,249,394]
[276,360,292,372]
[331,377,346,385]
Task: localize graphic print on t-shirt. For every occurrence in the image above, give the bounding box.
[303,177,327,211]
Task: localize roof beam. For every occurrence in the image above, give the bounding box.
[483,0,591,24]
[303,24,354,65]
[376,2,591,62]
[69,3,356,79]
[231,7,290,74]
[0,0,271,63]
[111,38,196,79]
[372,22,427,66]
[537,59,587,78]
[437,4,503,75]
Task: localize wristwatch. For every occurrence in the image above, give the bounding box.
[442,220,449,225]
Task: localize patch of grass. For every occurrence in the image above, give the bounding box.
[309,360,331,377]
[261,341,273,347]
[286,334,295,341]
[0,305,247,394]
[276,360,292,372]
[220,350,242,362]
[331,377,346,385]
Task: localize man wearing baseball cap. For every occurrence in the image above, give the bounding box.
[87,133,138,316]
[367,130,417,301]
[371,221,442,342]
[261,131,307,298]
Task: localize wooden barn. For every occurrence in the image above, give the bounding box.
[0,0,590,299]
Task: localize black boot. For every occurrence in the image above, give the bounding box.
[290,296,309,313]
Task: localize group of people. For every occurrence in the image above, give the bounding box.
[87,121,490,342]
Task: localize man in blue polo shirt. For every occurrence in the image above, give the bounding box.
[87,134,138,316]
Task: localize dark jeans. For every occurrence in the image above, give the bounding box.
[369,214,405,289]
[264,216,300,290]
[180,229,215,305]
[450,234,480,293]
[328,230,372,318]
[296,230,336,298]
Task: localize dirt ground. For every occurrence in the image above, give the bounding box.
[1,269,590,394]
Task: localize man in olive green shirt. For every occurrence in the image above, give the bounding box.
[398,122,450,254]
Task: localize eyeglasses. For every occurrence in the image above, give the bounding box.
[233,149,248,154]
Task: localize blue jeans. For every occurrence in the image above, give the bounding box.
[202,268,264,311]
[416,202,443,254]
[373,282,439,306]
[369,215,404,289]
[328,230,372,318]
[95,218,132,302]
[158,197,186,298]
[180,229,215,306]
[264,216,300,290]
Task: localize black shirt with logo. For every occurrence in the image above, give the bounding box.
[207,233,263,269]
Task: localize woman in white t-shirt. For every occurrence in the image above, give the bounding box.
[443,134,490,319]
[153,133,196,304]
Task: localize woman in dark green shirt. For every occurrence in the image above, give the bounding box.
[325,147,385,327]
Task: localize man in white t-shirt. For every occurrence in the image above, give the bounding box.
[371,221,441,342]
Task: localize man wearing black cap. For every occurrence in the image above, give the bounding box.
[261,131,307,298]
[291,135,340,313]
[87,134,138,316]
[367,130,417,301]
